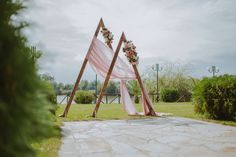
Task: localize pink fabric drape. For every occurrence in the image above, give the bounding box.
[87,38,136,79]
[120,80,137,115]
[86,37,154,115]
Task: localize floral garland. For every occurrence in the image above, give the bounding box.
[101,27,114,45]
[123,41,139,65]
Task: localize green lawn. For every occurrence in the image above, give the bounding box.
[56,102,236,126]
[37,102,236,157]
[33,136,61,157]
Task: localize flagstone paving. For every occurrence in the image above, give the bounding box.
[59,117,236,157]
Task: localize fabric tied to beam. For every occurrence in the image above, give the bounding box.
[86,37,154,115]
[87,37,136,80]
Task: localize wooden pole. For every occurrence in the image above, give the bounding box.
[60,58,88,117]
[60,18,107,117]
[92,33,125,117]
[122,33,156,116]
[132,65,156,116]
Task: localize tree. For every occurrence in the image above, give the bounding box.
[78,80,89,90]
[0,1,56,156]
[40,73,55,82]
[143,62,195,102]
[105,81,119,95]
[63,83,73,90]
[87,80,96,90]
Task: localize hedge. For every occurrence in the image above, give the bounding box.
[160,88,179,102]
[193,75,236,120]
[74,91,94,104]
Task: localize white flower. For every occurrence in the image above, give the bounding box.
[108,34,113,39]
[127,42,133,47]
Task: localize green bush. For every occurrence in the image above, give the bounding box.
[178,90,192,102]
[160,88,179,102]
[74,91,94,104]
[0,1,57,157]
[193,75,236,120]
[134,95,139,103]
[41,81,57,114]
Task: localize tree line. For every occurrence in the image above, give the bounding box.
[48,61,197,102]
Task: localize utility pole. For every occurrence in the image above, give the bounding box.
[208,65,219,77]
[152,64,162,102]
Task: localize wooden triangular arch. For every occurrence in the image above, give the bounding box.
[60,18,156,118]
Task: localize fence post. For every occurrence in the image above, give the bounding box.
[118,94,120,104]
[106,95,108,104]
[66,95,69,104]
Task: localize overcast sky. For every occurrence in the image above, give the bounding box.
[23,0,236,83]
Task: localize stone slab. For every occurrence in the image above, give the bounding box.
[59,117,236,157]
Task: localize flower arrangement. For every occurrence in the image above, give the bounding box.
[123,41,139,65]
[101,27,114,45]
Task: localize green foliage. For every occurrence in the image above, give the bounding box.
[40,73,54,82]
[193,75,236,120]
[0,1,56,157]
[160,88,180,102]
[134,96,140,103]
[78,80,89,90]
[74,91,94,104]
[144,79,156,95]
[128,80,141,103]
[144,62,195,102]
[41,81,57,114]
[105,81,119,95]
[77,80,99,91]
[128,80,141,95]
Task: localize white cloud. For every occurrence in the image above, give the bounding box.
[22,0,236,83]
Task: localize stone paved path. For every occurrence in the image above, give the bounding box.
[59,117,236,157]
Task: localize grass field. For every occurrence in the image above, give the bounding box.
[57,102,195,121]
[36,102,236,157]
[56,102,236,126]
[33,136,61,157]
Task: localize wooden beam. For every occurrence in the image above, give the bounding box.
[60,58,88,117]
[132,65,156,116]
[92,33,125,117]
[60,18,106,117]
[122,33,156,116]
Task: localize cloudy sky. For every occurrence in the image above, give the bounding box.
[23,0,236,83]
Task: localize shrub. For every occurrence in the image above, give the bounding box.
[134,95,139,103]
[41,81,57,104]
[0,1,56,156]
[41,81,57,114]
[74,91,94,104]
[144,62,196,102]
[128,80,141,103]
[193,75,236,120]
[160,88,179,102]
[177,90,192,102]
